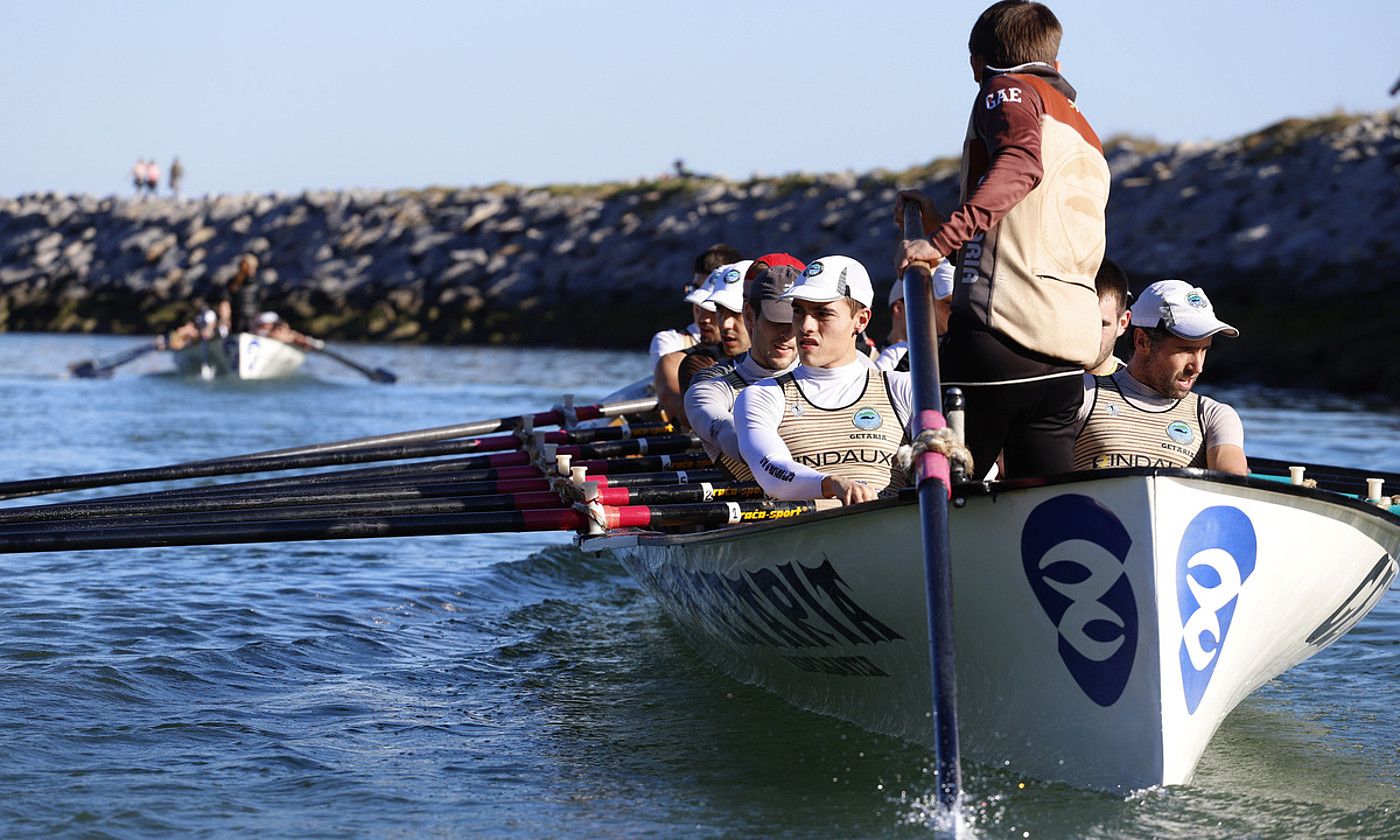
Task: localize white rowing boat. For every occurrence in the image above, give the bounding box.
[584,467,1399,792]
[171,333,307,380]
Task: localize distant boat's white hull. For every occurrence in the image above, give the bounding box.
[586,471,1399,792]
[172,333,306,380]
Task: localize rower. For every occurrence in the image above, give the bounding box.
[648,243,739,368]
[735,256,914,505]
[684,263,803,479]
[875,257,955,371]
[675,252,807,393]
[655,259,752,425]
[1087,258,1132,375]
[1074,279,1247,475]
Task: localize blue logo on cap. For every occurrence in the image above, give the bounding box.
[1185,292,1207,309]
[1177,506,1256,714]
[804,262,823,277]
[1022,494,1138,707]
[724,269,741,284]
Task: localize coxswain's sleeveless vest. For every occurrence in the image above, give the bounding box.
[1073,376,1207,470]
[775,370,911,492]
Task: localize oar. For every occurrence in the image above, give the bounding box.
[901,202,962,817]
[0,469,736,526]
[1249,457,1400,496]
[297,337,396,383]
[187,395,662,464]
[68,340,162,379]
[0,481,767,534]
[0,499,815,555]
[0,431,701,501]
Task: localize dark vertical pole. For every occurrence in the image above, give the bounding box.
[901,205,962,817]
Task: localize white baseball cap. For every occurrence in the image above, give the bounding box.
[683,272,716,306]
[781,255,874,308]
[1130,279,1239,340]
[701,260,753,313]
[889,258,955,306]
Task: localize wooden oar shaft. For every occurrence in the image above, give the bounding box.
[0,481,766,535]
[0,509,590,554]
[0,432,700,502]
[902,202,962,813]
[0,498,811,555]
[190,395,660,464]
[27,462,728,515]
[0,468,731,526]
[69,340,161,378]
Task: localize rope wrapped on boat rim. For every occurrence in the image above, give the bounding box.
[573,499,609,534]
[895,427,974,482]
[551,474,589,504]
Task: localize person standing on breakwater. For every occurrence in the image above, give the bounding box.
[895,0,1109,479]
[684,264,802,480]
[130,158,146,198]
[649,243,739,368]
[735,256,913,506]
[1073,279,1247,475]
[144,158,160,197]
[169,156,184,199]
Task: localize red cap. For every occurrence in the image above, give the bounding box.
[744,252,805,282]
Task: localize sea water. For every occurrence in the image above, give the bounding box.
[0,333,1395,838]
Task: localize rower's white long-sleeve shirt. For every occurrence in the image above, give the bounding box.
[684,353,796,465]
[735,359,914,500]
[873,341,908,371]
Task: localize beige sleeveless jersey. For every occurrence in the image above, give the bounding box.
[1073,376,1206,470]
[713,366,755,481]
[776,370,911,492]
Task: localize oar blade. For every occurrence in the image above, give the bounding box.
[68,360,103,378]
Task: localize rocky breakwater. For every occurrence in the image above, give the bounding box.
[0,108,1396,397]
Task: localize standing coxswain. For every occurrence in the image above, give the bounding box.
[735,256,914,505]
[895,1,1110,479]
[685,262,804,479]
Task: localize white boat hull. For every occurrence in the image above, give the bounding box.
[172,333,306,380]
[587,471,1399,791]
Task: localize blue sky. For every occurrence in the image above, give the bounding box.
[2,0,1397,196]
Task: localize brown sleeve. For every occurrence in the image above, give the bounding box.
[928,75,1046,257]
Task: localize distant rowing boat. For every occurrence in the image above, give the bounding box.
[585,467,1399,791]
[171,333,306,380]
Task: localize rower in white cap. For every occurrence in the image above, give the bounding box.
[655,259,752,425]
[648,244,738,368]
[1073,279,1248,475]
[734,256,916,505]
[684,261,804,479]
[875,257,956,372]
